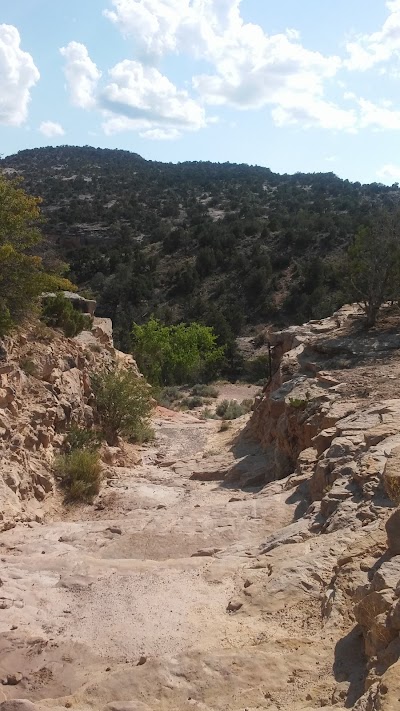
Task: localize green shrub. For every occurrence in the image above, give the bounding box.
[55,449,102,502]
[64,425,101,452]
[191,384,219,398]
[157,386,182,408]
[216,399,253,420]
[91,368,153,443]
[42,293,92,337]
[181,396,203,410]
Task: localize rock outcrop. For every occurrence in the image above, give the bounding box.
[0,316,139,529]
[243,303,400,708]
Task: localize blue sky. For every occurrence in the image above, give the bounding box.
[2,0,400,184]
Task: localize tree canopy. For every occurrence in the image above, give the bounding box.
[343,210,400,327]
[0,174,73,335]
[131,318,225,385]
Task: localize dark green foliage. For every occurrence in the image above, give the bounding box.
[342,210,400,327]
[55,449,102,502]
[91,368,153,443]
[42,293,92,337]
[3,146,400,346]
[0,174,74,336]
[131,318,225,386]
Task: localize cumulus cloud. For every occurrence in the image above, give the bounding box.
[66,0,400,139]
[59,40,206,139]
[271,97,357,132]
[346,0,400,71]
[60,41,101,109]
[39,120,65,137]
[100,60,206,135]
[0,24,40,126]
[103,0,345,132]
[104,0,183,60]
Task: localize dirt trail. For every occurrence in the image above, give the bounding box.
[0,406,365,711]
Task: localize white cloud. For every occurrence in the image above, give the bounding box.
[346,0,400,71]
[39,120,65,137]
[100,60,206,136]
[59,40,207,139]
[377,163,400,183]
[0,24,40,126]
[60,41,101,109]
[356,97,400,129]
[271,96,357,132]
[104,0,344,132]
[104,0,183,61]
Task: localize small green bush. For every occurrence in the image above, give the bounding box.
[157,386,182,408]
[91,368,153,443]
[42,293,92,338]
[64,425,101,452]
[181,395,204,410]
[191,384,219,398]
[55,449,102,502]
[216,399,253,420]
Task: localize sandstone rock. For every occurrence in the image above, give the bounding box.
[386,508,400,554]
[383,447,400,503]
[372,557,400,592]
[354,590,394,628]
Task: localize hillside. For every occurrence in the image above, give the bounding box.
[2,146,399,352]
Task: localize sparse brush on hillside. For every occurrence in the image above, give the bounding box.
[91,368,154,444]
[5,146,400,353]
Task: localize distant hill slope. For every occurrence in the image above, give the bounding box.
[2,145,399,352]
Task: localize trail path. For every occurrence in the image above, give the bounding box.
[0,406,367,711]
